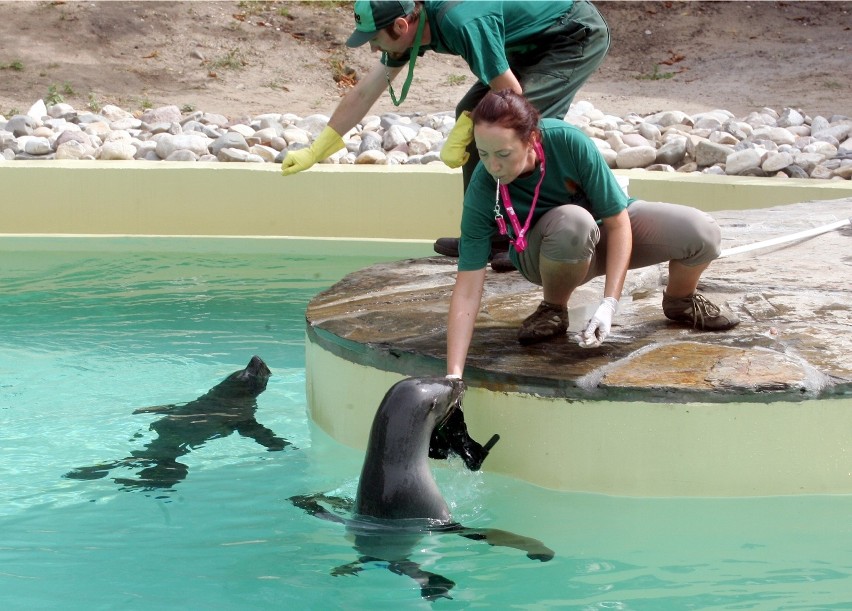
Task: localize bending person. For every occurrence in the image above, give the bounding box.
[280,0,610,264]
[446,90,739,378]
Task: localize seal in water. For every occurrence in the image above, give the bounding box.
[289,376,553,601]
[64,355,290,491]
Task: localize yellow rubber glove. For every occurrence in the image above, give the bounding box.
[280,126,344,176]
[440,111,474,169]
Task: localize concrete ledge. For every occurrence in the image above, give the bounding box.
[304,198,852,496]
[306,342,852,497]
[2,161,851,238]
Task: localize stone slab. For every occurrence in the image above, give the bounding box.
[306,199,852,402]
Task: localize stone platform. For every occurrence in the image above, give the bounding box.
[307,198,851,404]
[305,198,851,495]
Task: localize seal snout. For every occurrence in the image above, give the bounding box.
[246,355,271,378]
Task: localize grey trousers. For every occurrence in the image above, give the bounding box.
[515,200,722,286]
[458,0,612,191]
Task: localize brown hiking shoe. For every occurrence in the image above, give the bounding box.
[518,301,568,345]
[662,292,740,330]
[490,251,516,273]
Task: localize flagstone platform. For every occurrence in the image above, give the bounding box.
[305,198,852,495]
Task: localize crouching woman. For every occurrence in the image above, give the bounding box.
[446,90,738,378]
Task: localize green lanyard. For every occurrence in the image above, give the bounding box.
[383,10,427,106]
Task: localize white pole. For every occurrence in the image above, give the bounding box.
[719,217,851,259]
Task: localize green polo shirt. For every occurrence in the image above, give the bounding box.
[385,0,574,84]
[458,118,633,271]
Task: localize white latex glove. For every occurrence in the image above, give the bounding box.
[578,297,618,348]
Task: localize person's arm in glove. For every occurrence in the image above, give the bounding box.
[281,62,404,176]
[578,209,632,348]
[440,111,473,169]
[579,297,618,348]
[280,126,344,176]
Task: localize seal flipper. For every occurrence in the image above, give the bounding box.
[388,560,455,601]
[330,555,453,600]
[288,493,350,525]
[132,403,180,415]
[456,526,555,562]
[64,460,126,480]
[235,420,293,451]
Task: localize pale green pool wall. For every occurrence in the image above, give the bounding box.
[306,343,852,497]
[2,161,851,239]
[4,161,852,496]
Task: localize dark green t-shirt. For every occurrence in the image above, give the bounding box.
[385,0,574,84]
[458,118,633,271]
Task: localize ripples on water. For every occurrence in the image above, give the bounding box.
[2,244,852,609]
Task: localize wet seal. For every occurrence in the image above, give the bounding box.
[290,376,552,601]
[65,355,290,491]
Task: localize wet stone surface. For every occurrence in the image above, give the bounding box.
[307,199,852,403]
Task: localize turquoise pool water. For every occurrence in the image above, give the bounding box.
[2,240,852,609]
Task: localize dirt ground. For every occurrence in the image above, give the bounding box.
[1,1,850,121]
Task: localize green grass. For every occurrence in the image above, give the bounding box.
[1,59,24,71]
[212,47,247,70]
[45,84,64,105]
[635,64,675,81]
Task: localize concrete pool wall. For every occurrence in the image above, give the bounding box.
[4,161,852,496]
[3,160,852,239]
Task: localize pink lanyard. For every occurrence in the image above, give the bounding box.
[493,141,545,253]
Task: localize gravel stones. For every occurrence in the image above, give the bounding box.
[0,99,849,181]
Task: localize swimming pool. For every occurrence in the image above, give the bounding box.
[3,240,852,609]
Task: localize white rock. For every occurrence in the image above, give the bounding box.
[637,122,661,142]
[141,105,182,125]
[56,140,95,160]
[47,103,75,119]
[621,133,652,148]
[250,144,278,162]
[217,147,251,162]
[98,141,137,160]
[100,104,133,121]
[23,136,52,155]
[408,135,435,155]
[605,131,627,152]
[810,165,834,179]
[296,114,331,137]
[165,149,198,162]
[26,99,47,121]
[695,140,733,167]
[752,126,797,146]
[104,129,132,142]
[762,151,794,173]
[655,138,687,165]
[84,121,112,139]
[110,117,142,130]
[803,141,837,157]
[383,124,414,149]
[726,148,765,175]
[616,145,657,169]
[228,124,255,139]
[599,148,617,168]
[777,108,805,127]
[283,127,310,146]
[355,149,386,164]
[155,134,210,159]
[644,110,691,128]
[710,131,740,146]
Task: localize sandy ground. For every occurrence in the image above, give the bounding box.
[0,1,850,121]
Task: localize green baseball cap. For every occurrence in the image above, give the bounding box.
[346,0,416,48]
